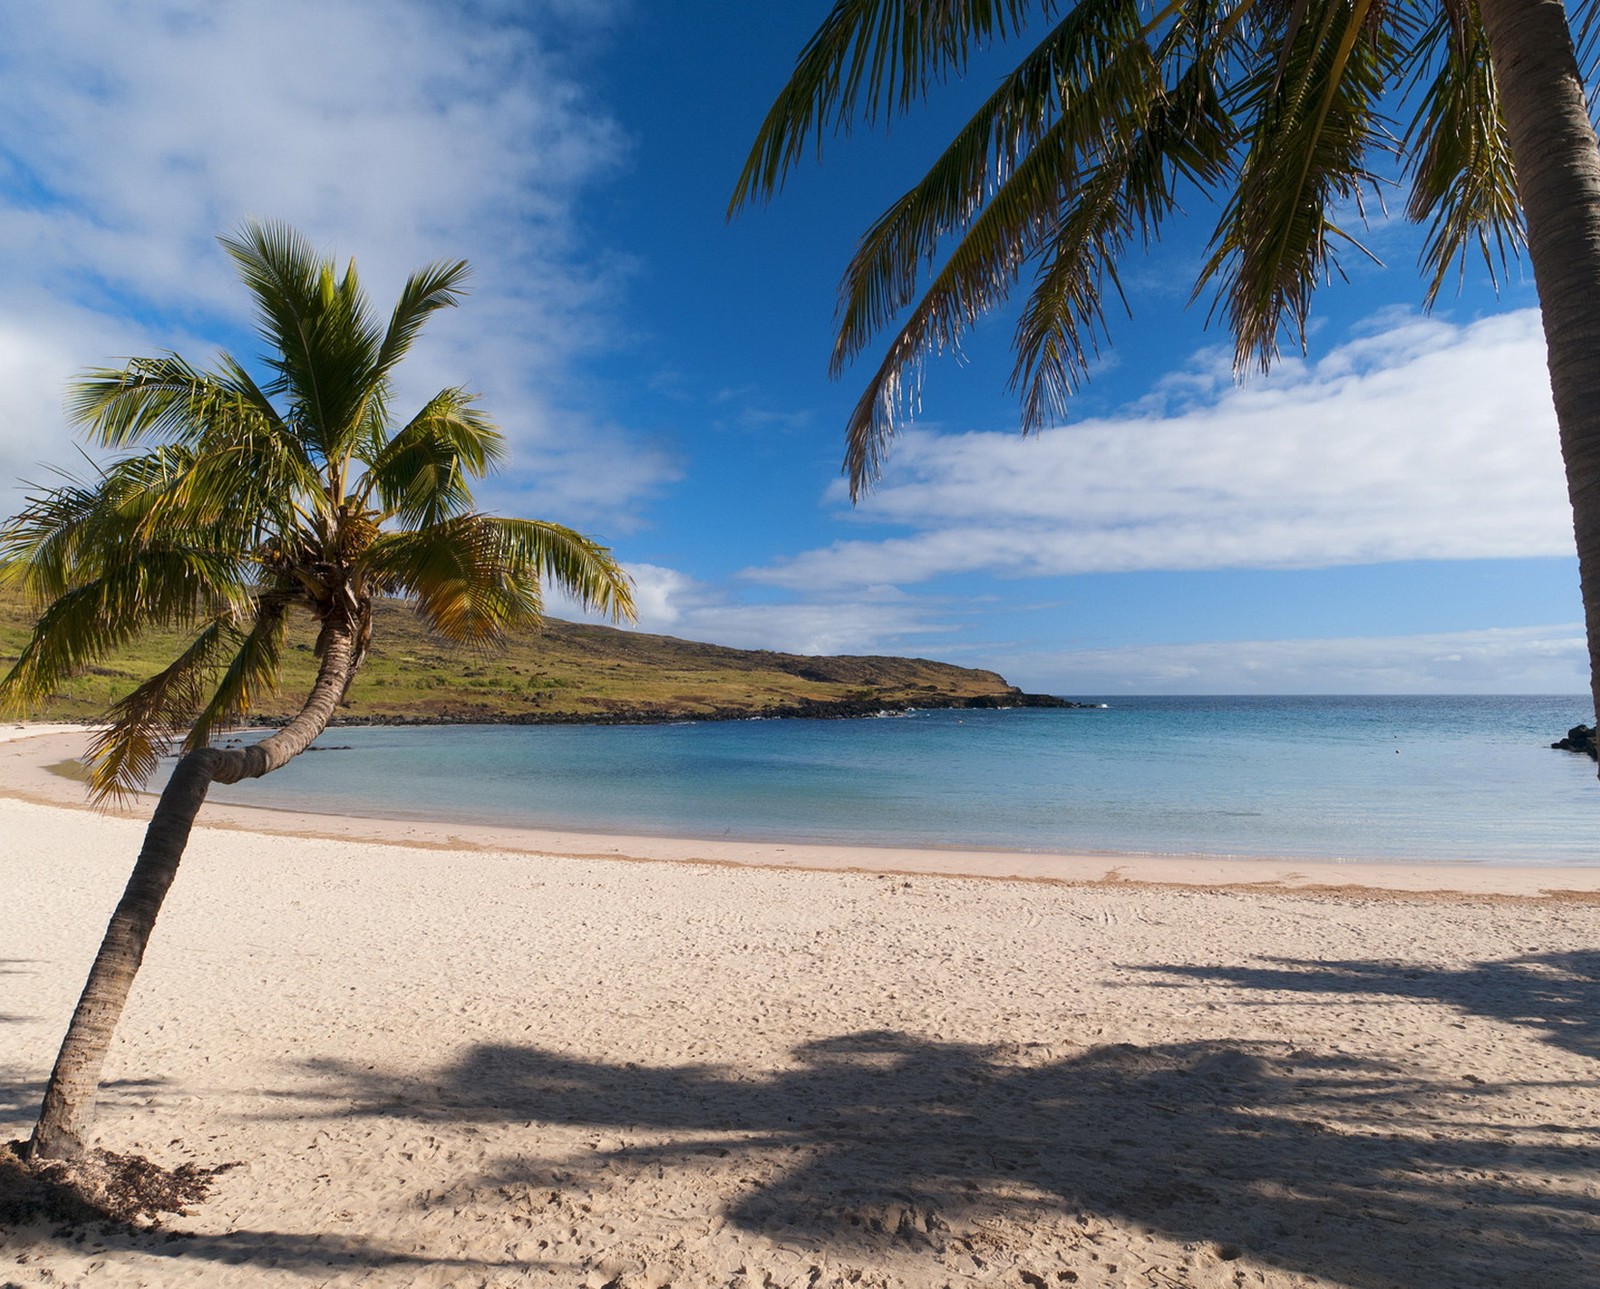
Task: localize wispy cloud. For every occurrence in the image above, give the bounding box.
[991,624,1588,696]
[549,562,958,657]
[750,310,1568,589]
[0,0,665,522]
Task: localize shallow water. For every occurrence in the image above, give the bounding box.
[194,696,1600,866]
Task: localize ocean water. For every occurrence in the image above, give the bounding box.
[199,696,1600,866]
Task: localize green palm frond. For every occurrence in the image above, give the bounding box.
[839,3,1175,491]
[0,476,108,603]
[732,0,1051,210]
[213,354,323,493]
[374,260,473,383]
[0,446,259,714]
[364,516,537,643]
[830,0,1152,376]
[1004,18,1228,434]
[488,517,636,623]
[1010,51,1234,431]
[219,221,386,466]
[68,354,281,451]
[82,617,244,803]
[738,0,1589,485]
[1402,3,1522,304]
[795,0,1246,491]
[365,514,633,644]
[67,353,320,538]
[3,449,252,589]
[356,387,504,527]
[1198,0,1401,371]
[12,441,286,582]
[0,548,251,711]
[184,597,290,756]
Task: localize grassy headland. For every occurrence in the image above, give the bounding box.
[2,591,1074,725]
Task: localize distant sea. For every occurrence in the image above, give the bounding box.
[201,696,1600,866]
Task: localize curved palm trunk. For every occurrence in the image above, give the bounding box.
[1478,0,1600,757]
[27,620,358,1162]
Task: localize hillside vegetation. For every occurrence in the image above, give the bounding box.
[1,591,1070,725]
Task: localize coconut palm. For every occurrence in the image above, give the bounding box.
[731,0,1600,746]
[0,220,635,1161]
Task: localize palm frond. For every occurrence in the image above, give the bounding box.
[364,514,633,645]
[1010,50,1235,430]
[356,387,504,527]
[374,260,472,383]
[219,220,385,466]
[487,517,636,623]
[82,617,243,803]
[0,448,258,712]
[66,353,321,549]
[0,476,108,603]
[184,596,290,754]
[1401,4,1522,305]
[830,0,1152,375]
[732,0,1051,210]
[4,444,257,577]
[363,517,535,644]
[1198,0,1400,371]
[0,547,251,712]
[69,354,284,451]
[6,437,298,598]
[839,1,1187,492]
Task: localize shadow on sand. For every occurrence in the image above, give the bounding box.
[1135,947,1600,1062]
[0,959,41,1028]
[5,950,1598,1286]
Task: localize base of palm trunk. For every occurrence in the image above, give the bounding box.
[2,1139,233,1228]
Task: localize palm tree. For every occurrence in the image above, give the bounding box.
[0,221,635,1162]
[731,0,1600,744]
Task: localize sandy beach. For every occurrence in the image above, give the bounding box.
[3,724,1599,1287]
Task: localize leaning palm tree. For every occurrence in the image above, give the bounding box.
[731,0,1600,751]
[0,220,635,1162]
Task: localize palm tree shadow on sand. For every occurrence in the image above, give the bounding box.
[1135,947,1600,1063]
[6,951,1598,1285]
[290,958,1599,1289]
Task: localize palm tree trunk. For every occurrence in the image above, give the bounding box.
[1478,0,1600,756]
[27,620,358,1162]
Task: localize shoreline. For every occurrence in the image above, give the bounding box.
[7,723,1599,898]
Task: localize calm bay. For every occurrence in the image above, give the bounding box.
[200,695,1600,866]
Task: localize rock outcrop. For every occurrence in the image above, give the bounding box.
[1551,724,1597,760]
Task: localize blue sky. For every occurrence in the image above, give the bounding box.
[0,1,1586,695]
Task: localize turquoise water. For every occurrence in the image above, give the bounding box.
[202,696,1600,865]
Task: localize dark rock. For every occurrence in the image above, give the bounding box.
[955,690,1085,710]
[1551,724,1598,760]
[248,690,1094,729]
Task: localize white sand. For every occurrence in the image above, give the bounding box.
[3,726,1599,1287]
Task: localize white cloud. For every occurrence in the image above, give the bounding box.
[750,310,1569,589]
[0,298,144,495]
[547,564,1589,694]
[991,625,1589,696]
[0,0,665,522]
[548,562,956,656]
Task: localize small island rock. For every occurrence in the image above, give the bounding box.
[1551,724,1598,760]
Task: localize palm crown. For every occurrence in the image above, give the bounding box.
[0,221,634,799]
[731,0,1531,495]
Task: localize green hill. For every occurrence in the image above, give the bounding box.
[1,591,1074,725]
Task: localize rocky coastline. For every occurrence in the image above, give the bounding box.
[250,689,1088,729]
